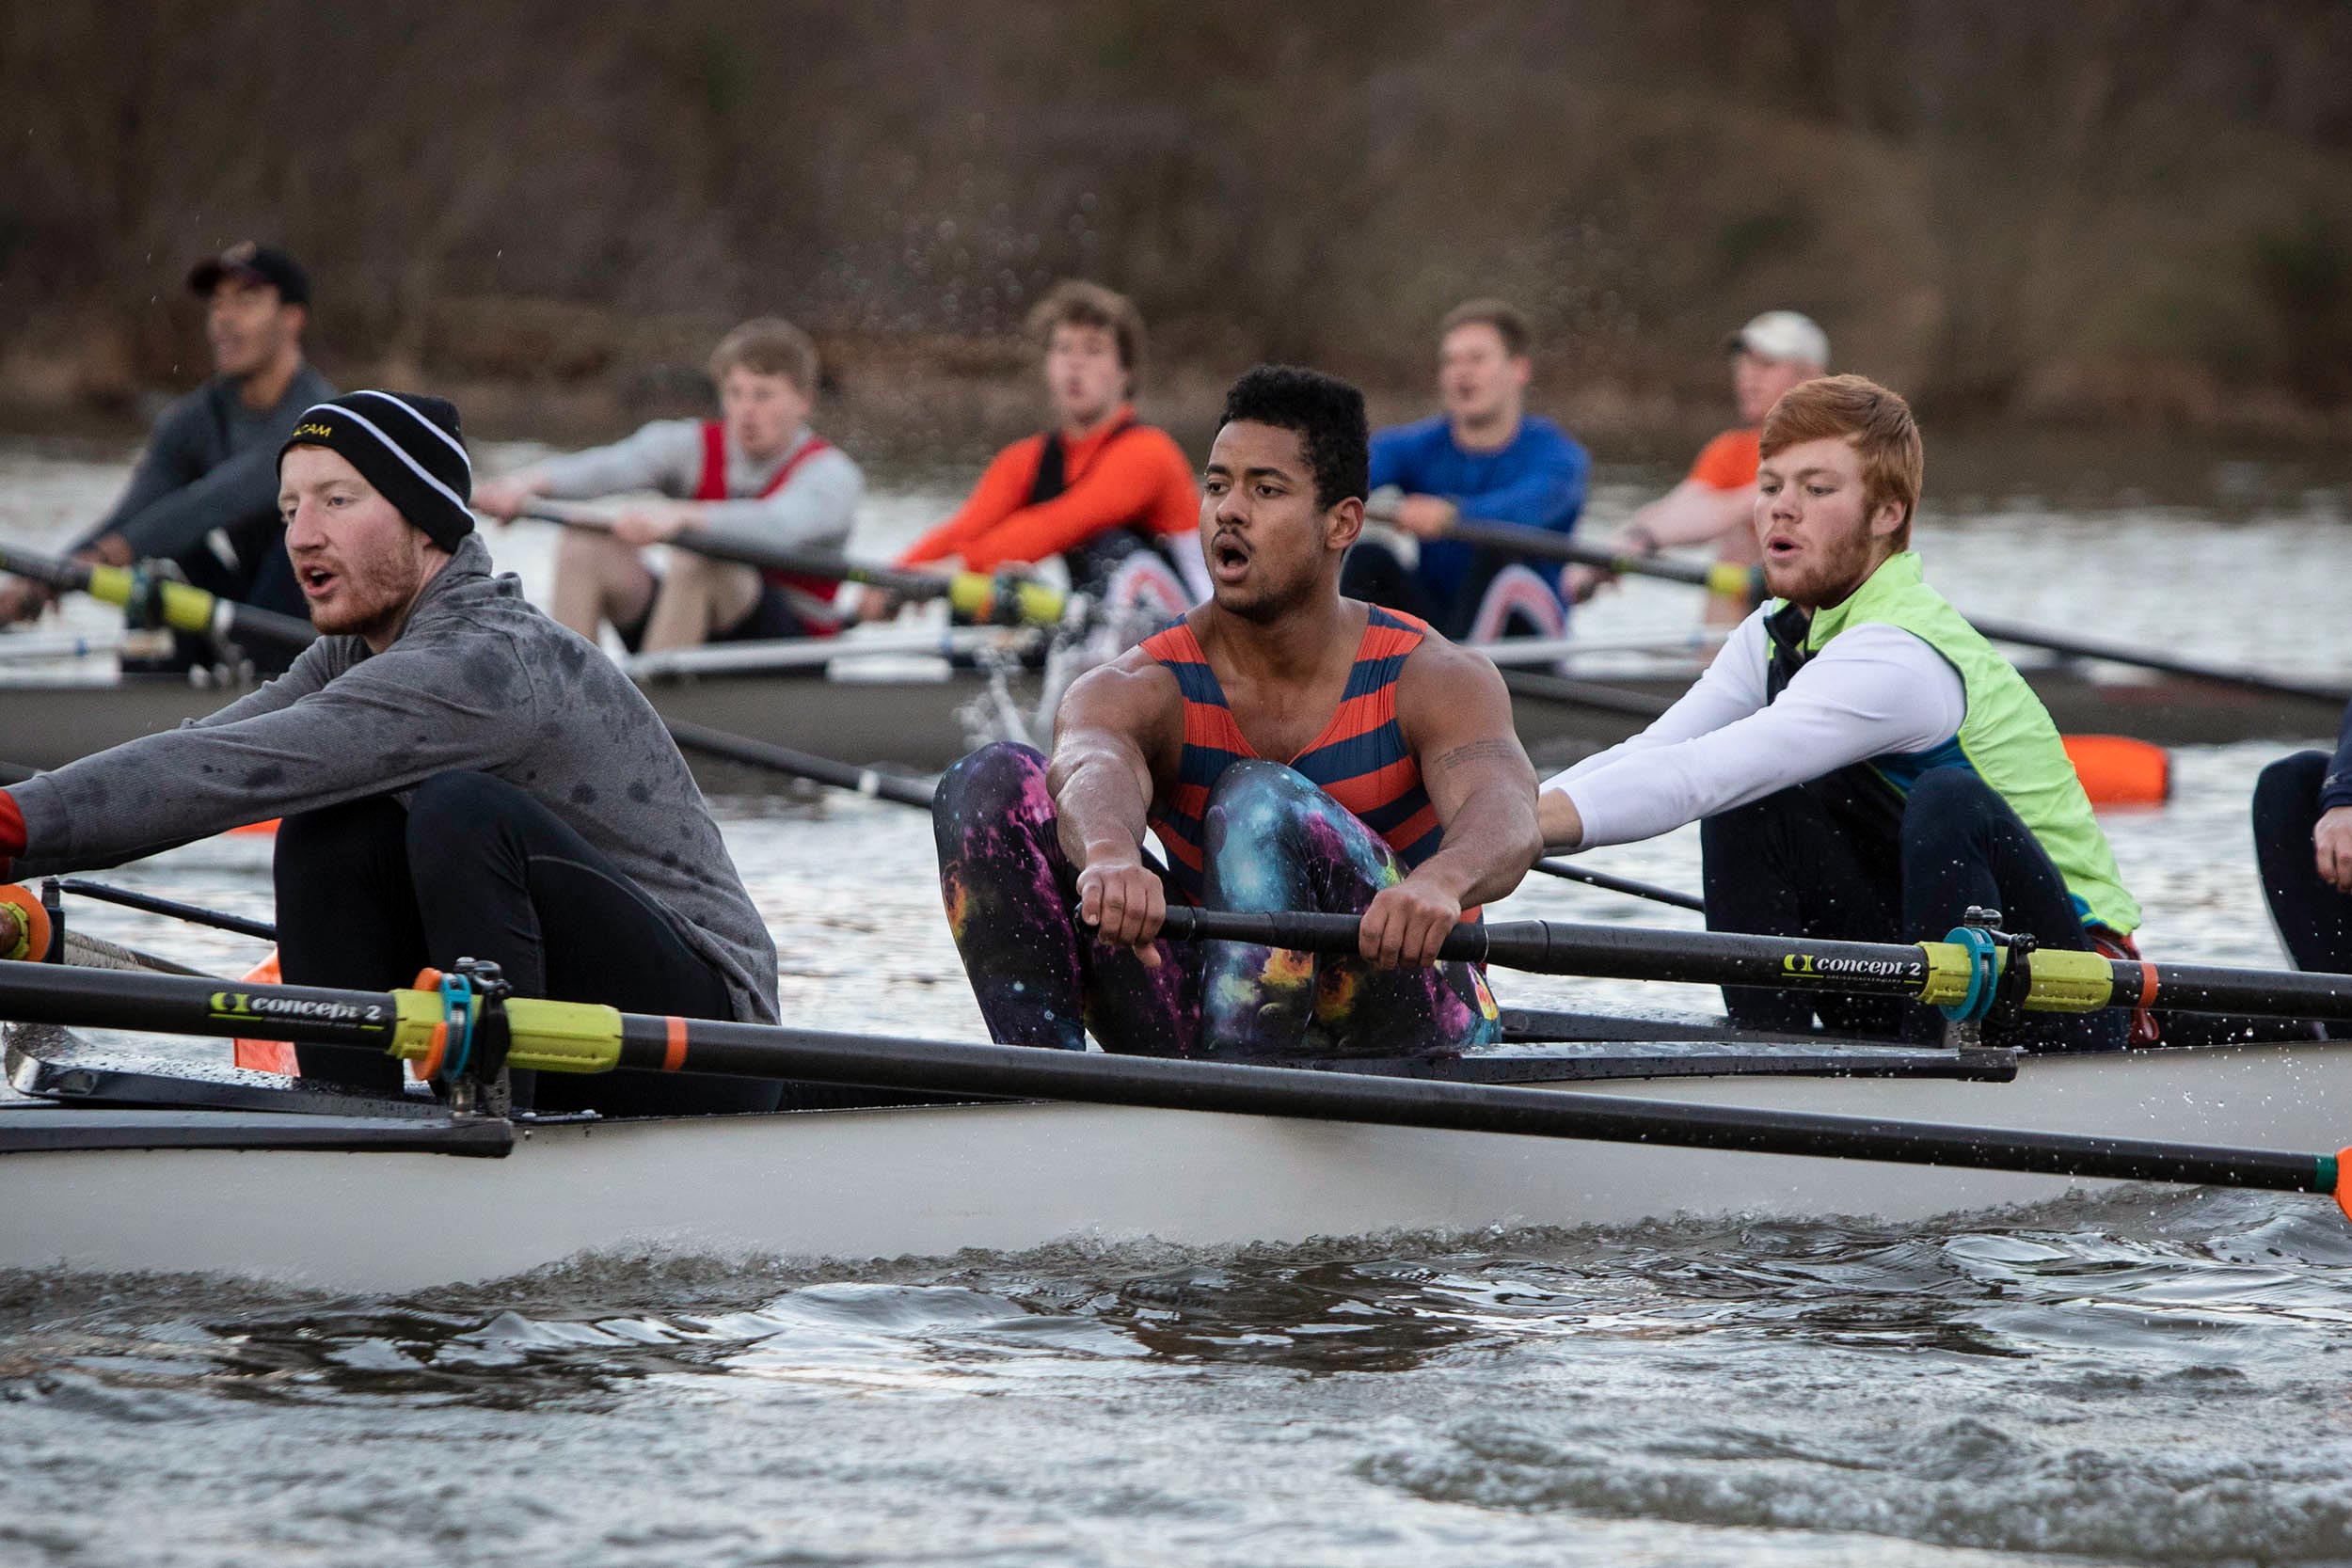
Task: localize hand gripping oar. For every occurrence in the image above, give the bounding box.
[1438,516,2351,707]
[2,956,2348,1214]
[517,498,1073,630]
[0,541,317,652]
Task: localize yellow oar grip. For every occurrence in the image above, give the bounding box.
[1916,942,1979,1008]
[84,563,135,610]
[1705,562,1764,603]
[78,565,217,633]
[153,579,218,635]
[503,998,625,1073]
[947,573,1066,626]
[385,990,623,1074]
[2020,948,2118,1012]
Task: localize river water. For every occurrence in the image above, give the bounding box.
[1,435,2349,1565]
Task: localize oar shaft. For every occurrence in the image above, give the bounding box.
[664,720,937,808]
[1442,519,1760,599]
[55,879,278,942]
[1967,613,2350,705]
[521,500,1070,627]
[1153,908,2352,1024]
[1530,859,1704,912]
[613,1015,2330,1194]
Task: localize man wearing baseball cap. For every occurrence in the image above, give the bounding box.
[1569,309,1829,625]
[0,390,786,1117]
[0,242,334,668]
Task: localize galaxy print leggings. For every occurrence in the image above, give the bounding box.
[931,742,1501,1057]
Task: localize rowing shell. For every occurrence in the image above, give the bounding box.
[0,655,2337,780]
[3,1015,2342,1291]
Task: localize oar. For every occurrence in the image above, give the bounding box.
[1440,516,2351,707]
[0,957,2344,1212]
[517,498,1072,629]
[665,720,938,808]
[1530,859,1703,912]
[0,542,317,652]
[54,879,277,942]
[1154,907,2352,1026]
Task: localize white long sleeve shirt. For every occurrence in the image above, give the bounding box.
[1542,608,1966,848]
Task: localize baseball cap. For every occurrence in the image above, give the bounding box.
[187,241,311,307]
[1725,310,1828,369]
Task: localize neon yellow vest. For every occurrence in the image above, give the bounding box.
[1787,551,2140,935]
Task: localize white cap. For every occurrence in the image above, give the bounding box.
[1725,310,1829,370]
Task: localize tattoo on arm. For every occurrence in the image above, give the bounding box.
[1435,739,1520,772]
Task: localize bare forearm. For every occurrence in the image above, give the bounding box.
[1048,751,1151,869]
[1411,781,1542,906]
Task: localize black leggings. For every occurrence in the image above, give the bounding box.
[1700,768,2126,1052]
[2254,751,2352,1037]
[275,770,782,1115]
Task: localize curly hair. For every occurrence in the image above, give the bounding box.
[1217,364,1369,511]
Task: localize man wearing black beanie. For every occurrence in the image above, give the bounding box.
[0,390,786,1117]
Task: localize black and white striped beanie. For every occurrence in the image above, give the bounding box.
[280,390,474,550]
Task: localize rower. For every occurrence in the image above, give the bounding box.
[1568,310,1828,626]
[473,317,863,651]
[0,243,334,671]
[931,365,1541,1056]
[0,391,784,1115]
[2252,701,2352,1035]
[1536,374,2143,1052]
[868,279,1201,623]
[1341,299,1589,641]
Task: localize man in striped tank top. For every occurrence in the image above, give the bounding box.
[932,365,1543,1057]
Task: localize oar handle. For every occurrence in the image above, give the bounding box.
[0,543,314,650]
[1156,908,2352,1026]
[1441,519,1762,601]
[520,499,1073,628]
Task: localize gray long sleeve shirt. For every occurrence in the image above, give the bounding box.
[80,364,339,561]
[10,533,781,1022]
[523,420,862,548]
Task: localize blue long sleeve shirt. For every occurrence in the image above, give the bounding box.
[1368,414,1588,610]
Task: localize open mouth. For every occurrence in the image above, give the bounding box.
[297,563,340,600]
[1764,536,1802,562]
[1210,534,1251,581]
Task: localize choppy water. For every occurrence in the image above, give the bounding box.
[2,436,2350,1565]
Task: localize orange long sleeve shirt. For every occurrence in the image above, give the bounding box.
[898,406,1199,572]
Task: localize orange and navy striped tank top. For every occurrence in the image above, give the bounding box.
[1141,607,1443,906]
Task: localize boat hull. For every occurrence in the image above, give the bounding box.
[2,1037,2339,1290]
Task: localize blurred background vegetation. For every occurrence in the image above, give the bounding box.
[5,0,2350,450]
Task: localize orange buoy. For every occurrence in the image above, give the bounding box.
[2062,734,2171,810]
[0,883,52,962]
[231,949,300,1075]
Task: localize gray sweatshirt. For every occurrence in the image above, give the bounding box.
[10,533,781,1022]
[80,364,339,560]
[525,420,863,546]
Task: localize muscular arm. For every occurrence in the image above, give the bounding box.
[1045,654,1182,949]
[1370,639,1541,965]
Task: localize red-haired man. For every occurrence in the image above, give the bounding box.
[1538,374,2141,1052]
